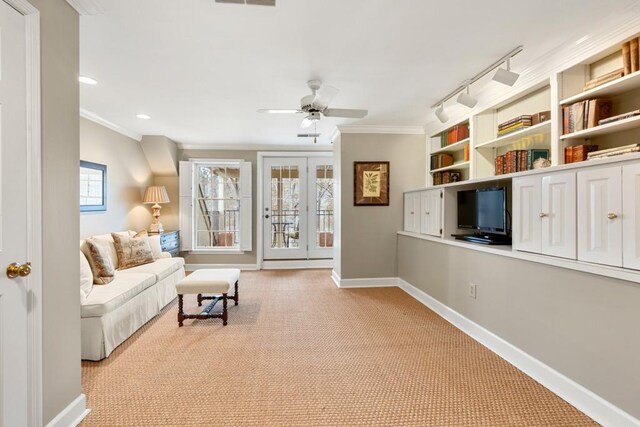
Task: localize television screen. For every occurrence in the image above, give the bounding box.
[457,188,507,235]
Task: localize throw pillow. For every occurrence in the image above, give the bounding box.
[85,238,116,284]
[80,251,94,302]
[112,230,154,270]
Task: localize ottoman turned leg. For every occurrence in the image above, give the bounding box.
[197,293,203,307]
[234,280,239,306]
[222,293,228,326]
[178,294,185,327]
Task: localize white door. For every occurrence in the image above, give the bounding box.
[404,193,419,233]
[263,157,308,259]
[0,2,29,426]
[513,176,542,253]
[622,163,640,270]
[420,190,442,237]
[307,157,334,259]
[577,166,622,267]
[541,172,576,259]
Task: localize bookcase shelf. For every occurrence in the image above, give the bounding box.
[475,121,551,149]
[560,69,640,105]
[431,138,470,154]
[560,114,640,140]
[430,161,470,173]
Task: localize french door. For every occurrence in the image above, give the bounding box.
[262,156,334,260]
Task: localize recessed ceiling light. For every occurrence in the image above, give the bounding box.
[79,76,97,85]
[136,114,151,120]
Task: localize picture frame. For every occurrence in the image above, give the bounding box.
[80,160,107,212]
[353,161,389,206]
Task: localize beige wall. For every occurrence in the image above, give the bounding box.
[397,235,640,419]
[337,133,425,279]
[80,118,153,237]
[26,0,82,423]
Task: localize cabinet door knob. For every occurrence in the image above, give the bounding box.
[410,211,414,215]
[425,211,430,215]
[539,212,548,218]
[607,212,618,220]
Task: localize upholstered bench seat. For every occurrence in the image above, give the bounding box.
[176,268,240,326]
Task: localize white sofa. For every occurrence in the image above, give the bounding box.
[80,232,185,360]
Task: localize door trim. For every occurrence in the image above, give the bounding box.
[257,152,332,268]
[4,1,42,425]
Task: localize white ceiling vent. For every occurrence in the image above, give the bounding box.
[215,0,276,6]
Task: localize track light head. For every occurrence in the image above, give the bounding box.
[456,86,477,108]
[435,103,449,123]
[493,58,520,86]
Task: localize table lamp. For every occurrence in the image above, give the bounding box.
[143,186,170,233]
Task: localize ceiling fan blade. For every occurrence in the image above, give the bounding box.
[323,108,368,119]
[257,109,302,114]
[314,84,339,108]
[300,117,313,128]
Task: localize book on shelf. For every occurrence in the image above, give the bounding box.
[587,99,613,128]
[498,115,532,130]
[565,144,598,163]
[562,98,613,134]
[623,41,632,75]
[432,171,461,185]
[598,109,640,125]
[587,143,640,159]
[531,111,551,125]
[497,122,532,137]
[430,153,454,170]
[583,68,624,91]
[495,149,549,175]
[463,144,470,162]
[632,38,639,73]
[437,123,469,147]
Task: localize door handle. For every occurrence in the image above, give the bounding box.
[607,212,618,220]
[7,262,31,279]
[539,212,548,218]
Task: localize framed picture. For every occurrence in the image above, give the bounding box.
[80,160,107,212]
[354,161,389,206]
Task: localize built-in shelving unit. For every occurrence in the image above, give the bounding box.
[476,121,551,149]
[428,120,471,184]
[431,137,470,154]
[560,115,640,140]
[559,69,640,105]
[431,161,470,173]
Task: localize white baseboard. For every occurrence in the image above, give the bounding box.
[185,263,259,271]
[262,259,332,269]
[331,271,398,288]
[45,394,90,427]
[397,278,640,427]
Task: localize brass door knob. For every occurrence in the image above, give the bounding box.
[539,212,548,218]
[7,262,31,279]
[607,212,618,220]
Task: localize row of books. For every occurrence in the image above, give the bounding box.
[496,111,550,137]
[433,123,469,148]
[622,37,640,76]
[430,153,454,170]
[587,143,640,160]
[562,99,612,134]
[432,171,461,185]
[495,149,550,175]
[564,144,598,164]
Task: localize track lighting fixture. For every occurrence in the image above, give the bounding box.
[435,103,449,123]
[456,84,477,108]
[493,58,520,86]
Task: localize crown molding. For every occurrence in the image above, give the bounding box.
[178,143,333,151]
[337,125,425,135]
[80,109,142,141]
[329,127,341,143]
[65,0,105,15]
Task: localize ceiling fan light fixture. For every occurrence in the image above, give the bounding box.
[435,103,449,123]
[456,85,477,108]
[493,58,520,86]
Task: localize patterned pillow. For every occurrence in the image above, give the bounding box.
[112,230,154,270]
[85,238,116,285]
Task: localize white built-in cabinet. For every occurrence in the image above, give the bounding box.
[513,172,576,259]
[622,163,640,270]
[404,190,442,237]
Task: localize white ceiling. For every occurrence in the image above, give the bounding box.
[79,0,639,146]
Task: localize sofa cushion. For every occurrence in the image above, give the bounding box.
[81,272,156,317]
[84,238,116,284]
[80,251,94,303]
[122,257,185,281]
[112,230,154,270]
[148,234,163,259]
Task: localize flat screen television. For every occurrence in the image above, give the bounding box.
[457,187,508,236]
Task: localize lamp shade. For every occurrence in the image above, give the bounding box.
[143,186,170,204]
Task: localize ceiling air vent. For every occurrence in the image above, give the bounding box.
[297,133,320,138]
[215,0,276,6]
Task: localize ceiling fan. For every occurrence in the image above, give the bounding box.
[258,79,368,129]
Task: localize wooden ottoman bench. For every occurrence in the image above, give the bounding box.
[176,269,240,326]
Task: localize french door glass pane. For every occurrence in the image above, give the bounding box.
[270,165,300,249]
[315,165,334,248]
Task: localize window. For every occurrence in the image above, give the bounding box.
[179,160,252,252]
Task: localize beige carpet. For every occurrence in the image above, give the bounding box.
[81,269,597,426]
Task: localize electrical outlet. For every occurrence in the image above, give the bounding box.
[469,283,477,299]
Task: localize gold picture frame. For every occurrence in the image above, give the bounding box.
[354,161,389,206]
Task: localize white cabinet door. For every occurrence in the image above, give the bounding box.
[404,192,420,233]
[541,172,576,259]
[577,166,622,267]
[420,190,442,237]
[513,175,542,253]
[622,163,640,270]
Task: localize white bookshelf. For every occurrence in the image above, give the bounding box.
[476,121,551,149]
[560,114,640,140]
[431,161,470,173]
[431,137,470,154]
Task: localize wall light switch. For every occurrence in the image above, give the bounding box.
[469,283,477,299]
